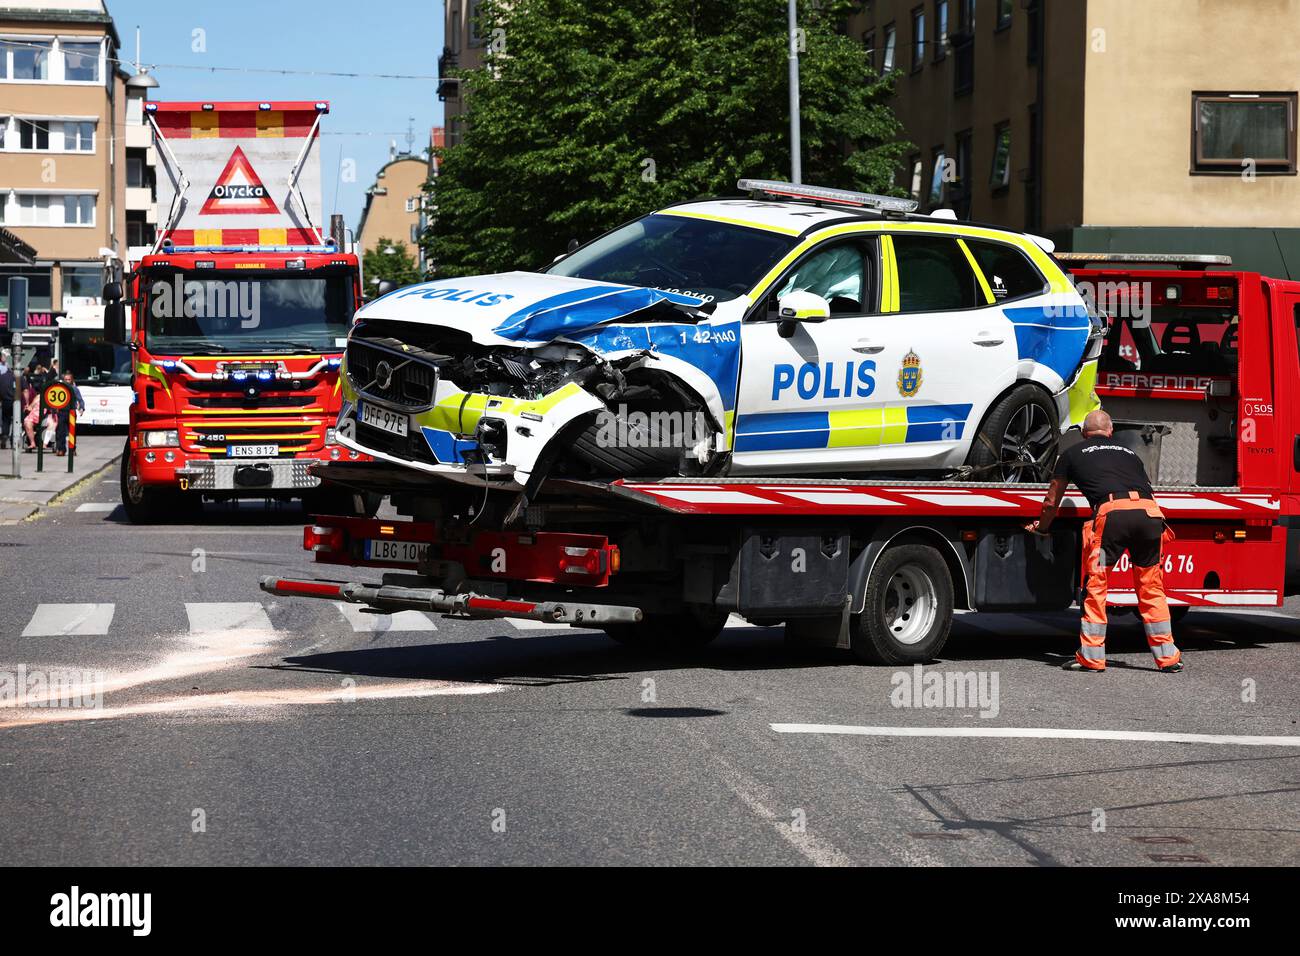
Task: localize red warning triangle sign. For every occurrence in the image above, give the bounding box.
[199,146,279,215]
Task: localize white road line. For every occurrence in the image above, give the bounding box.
[185,602,275,634]
[506,618,574,630]
[74,502,118,513]
[334,602,436,633]
[21,603,116,637]
[770,724,1300,747]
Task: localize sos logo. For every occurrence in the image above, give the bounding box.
[772,360,876,401]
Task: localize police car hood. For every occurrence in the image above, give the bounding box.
[355,271,707,348]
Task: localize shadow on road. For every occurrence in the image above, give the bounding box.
[264,608,1299,686]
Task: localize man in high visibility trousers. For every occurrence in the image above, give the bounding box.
[1026,409,1183,673]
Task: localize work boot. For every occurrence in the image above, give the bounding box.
[1061,659,1104,673]
[1159,661,1184,673]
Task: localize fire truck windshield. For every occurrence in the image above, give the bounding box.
[141,268,355,355]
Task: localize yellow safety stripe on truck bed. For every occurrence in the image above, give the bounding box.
[957,238,996,305]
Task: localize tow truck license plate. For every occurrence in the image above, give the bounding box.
[365,539,429,564]
[359,402,409,437]
[229,444,278,457]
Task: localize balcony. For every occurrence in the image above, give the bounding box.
[437,47,458,102]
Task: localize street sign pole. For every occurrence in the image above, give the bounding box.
[788,0,802,185]
[9,331,20,478]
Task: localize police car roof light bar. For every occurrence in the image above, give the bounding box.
[737,179,919,214]
[1054,252,1233,267]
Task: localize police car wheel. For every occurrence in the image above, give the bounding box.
[603,608,729,652]
[966,384,1059,483]
[852,544,954,665]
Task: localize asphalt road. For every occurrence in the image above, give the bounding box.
[1,467,1298,866]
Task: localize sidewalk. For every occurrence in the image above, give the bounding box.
[0,432,123,523]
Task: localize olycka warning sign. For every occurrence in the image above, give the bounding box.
[200,146,278,215]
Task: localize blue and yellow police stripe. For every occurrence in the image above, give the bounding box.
[734,404,973,452]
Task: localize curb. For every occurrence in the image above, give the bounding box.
[0,454,122,524]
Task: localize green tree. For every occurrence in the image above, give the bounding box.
[362,239,423,292]
[425,0,908,277]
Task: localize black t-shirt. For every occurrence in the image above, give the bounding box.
[1052,435,1155,511]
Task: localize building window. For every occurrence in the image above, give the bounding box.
[62,265,103,301]
[908,155,923,199]
[0,192,95,227]
[63,195,94,226]
[935,0,949,61]
[8,39,51,80]
[996,0,1013,30]
[405,197,418,213]
[64,120,93,151]
[126,156,145,188]
[17,118,50,150]
[61,40,100,82]
[912,7,926,71]
[929,148,948,205]
[960,0,977,34]
[991,122,1012,189]
[1192,92,1297,174]
[882,23,897,72]
[863,30,876,72]
[0,265,53,310]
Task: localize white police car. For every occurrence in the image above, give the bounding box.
[335,180,1102,490]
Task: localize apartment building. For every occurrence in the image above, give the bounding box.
[356,140,436,271]
[438,0,485,147]
[0,0,125,325]
[851,0,1300,277]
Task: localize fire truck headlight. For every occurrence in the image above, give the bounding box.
[141,429,179,448]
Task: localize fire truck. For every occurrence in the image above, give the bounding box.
[104,101,367,522]
[261,252,1300,664]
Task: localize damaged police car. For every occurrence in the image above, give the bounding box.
[335,180,1102,493]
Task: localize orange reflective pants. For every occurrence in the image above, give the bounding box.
[1078,493,1181,670]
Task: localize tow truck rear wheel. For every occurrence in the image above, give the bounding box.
[603,607,729,652]
[851,543,954,664]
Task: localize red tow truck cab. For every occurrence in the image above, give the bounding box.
[264,255,1300,663]
[113,100,369,521]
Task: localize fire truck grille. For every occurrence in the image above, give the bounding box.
[346,339,437,409]
[186,422,319,454]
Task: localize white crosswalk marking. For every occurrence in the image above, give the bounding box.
[334,602,436,632]
[21,603,116,637]
[185,602,275,633]
[75,502,119,513]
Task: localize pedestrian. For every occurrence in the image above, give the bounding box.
[54,370,84,457]
[0,350,13,450]
[1026,408,1182,673]
[21,379,40,452]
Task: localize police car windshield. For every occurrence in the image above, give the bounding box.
[546,213,796,303]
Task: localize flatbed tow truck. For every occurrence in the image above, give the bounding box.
[264,254,1300,663]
